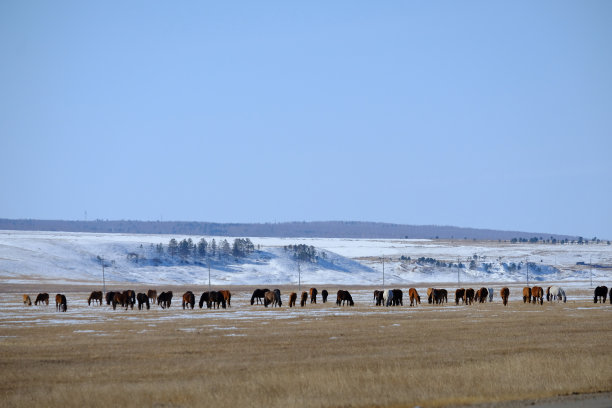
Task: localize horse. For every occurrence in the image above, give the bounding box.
[477,288,488,304]
[300,291,308,307]
[408,288,420,306]
[250,288,270,305]
[158,291,173,309]
[433,289,447,305]
[465,288,475,305]
[273,289,282,307]
[112,292,128,310]
[392,289,403,306]
[427,288,435,304]
[124,290,136,308]
[594,286,608,303]
[264,289,281,307]
[34,293,49,306]
[373,290,384,306]
[501,287,510,306]
[182,291,195,309]
[548,286,567,303]
[105,291,117,305]
[455,288,465,305]
[336,290,354,306]
[487,288,494,302]
[199,292,211,308]
[288,292,297,307]
[383,289,394,307]
[55,294,67,312]
[546,286,552,302]
[321,290,328,303]
[88,291,103,306]
[531,286,544,305]
[23,295,32,306]
[219,290,231,307]
[522,287,532,303]
[147,289,157,305]
[309,288,318,304]
[137,293,150,310]
[209,291,226,309]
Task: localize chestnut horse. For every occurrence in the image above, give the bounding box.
[88,291,103,306]
[34,293,49,306]
[55,294,67,312]
[531,286,544,305]
[309,288,318,304]
[321,290,328,303]
[288,292,297,307]
[455,288,465,305]
[427,288,434,304]
[500,287,510,306]
[300,291,308,307]
[23,295,32,306]
[137,293,150,310]
[594,286,608,303]
[219,290,232,307]
[147,289,157,305]
[250,288,270,305]
[522,287,532,303]
[182,291,195,309]
[408,288,421,307]
[336,290,354,306]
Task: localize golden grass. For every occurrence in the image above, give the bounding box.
[1,285,611,407]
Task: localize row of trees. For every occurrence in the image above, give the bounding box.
[130,237,256,264]
[284,244,320,263]
[510,236,610,245]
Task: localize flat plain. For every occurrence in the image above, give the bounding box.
[1,284,611,408]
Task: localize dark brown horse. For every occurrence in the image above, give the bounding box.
[336,290,354,306]
[105,291,117,305]
[501,287,510,306]
[392,289,403,306]
[374,290,384,306]
[594,286,608,303]
[137,293,150,310]
[300,291,308,307]
[209,291,226,309]
[522,287,532,303]
[321,289,328,303]
[455,288,465,305]
[408,288,420,306]
[288,292,297,307]
[475,288,488,304]
[147,289,157,305]
[264,289,282,307]
[182,291,195,309]
[250,288,270,305]
[531,286,544,305]
[124,290,136,308]
[88,291,103,306]
[433,289,447,304]
[34,293,49,306]
[112,292,127,310]
[55,294,67,312]
[465,288,475,305]
[158,291,173,309]
[309,288,318,304]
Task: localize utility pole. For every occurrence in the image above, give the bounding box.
[457,257,460,287]
[298,261,301,293]
[526,257,529,285]
[101,257,106,297]
[382,256,385,288]
[208,260,211,295]
[590,255,593,288]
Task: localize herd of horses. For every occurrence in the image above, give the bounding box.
[20,285,612,312]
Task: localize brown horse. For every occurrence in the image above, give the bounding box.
[55,294,67,312]
[182,291,195,309]
[522,287,532,303]
[427,288,434,304]
[476,288,488,304]
[309,288,318,304]
[465,288,475,305]
[112,292,127,310]
[88,291,103,306]
[594,286,608,303]
[531,286,544,305]
[137,293,150,310]
[408,288,420,307]
[34,293,49,306]
[124,290,136,308]
[336,290,354,306]
[300,291,308,307]
[23,294,32,306]
[219,290,231,307]
[501,287,510,306]
[455,288,465,305]
[147,289,157,305]
[264,290,282,307]
[288,292,297,307]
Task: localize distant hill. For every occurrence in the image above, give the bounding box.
[0,219,578,241]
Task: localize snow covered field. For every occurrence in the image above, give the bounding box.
[0,230,610,287]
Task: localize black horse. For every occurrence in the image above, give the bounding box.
[594,286,608,303]
[250,288,270,305]
[137,293,150,310]
[321,289,328,303]
[158,291,173,309]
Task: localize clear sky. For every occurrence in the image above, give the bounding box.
[1,1,611,239]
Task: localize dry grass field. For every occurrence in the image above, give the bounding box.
[1,284,611,408]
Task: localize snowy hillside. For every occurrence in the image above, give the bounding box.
[0,230,610,286]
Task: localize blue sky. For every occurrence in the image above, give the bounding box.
[1,1,611,238]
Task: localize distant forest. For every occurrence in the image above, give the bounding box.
[0,218,581,241]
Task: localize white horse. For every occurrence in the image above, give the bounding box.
[487,288,494,302]
[383,289,394,307]
[549,286,566,303]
